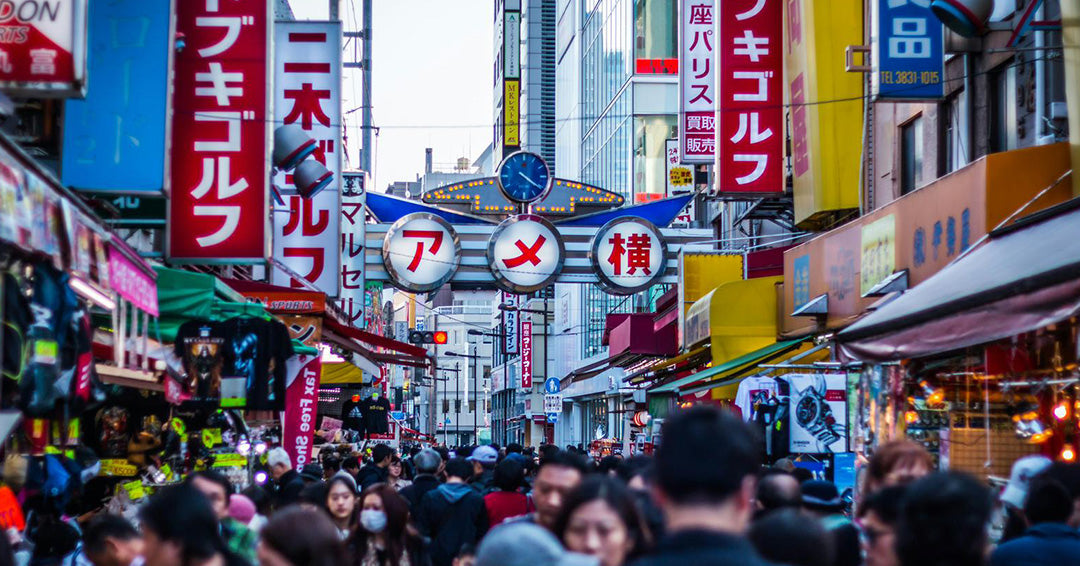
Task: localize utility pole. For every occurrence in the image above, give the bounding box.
[328,0,338,20]
[361,0,373,173]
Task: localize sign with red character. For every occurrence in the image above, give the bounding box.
[271,21,342,295]
[339,171,367,327]
[520,319,532,389]
[716,0,784,193]
[168,0,270,262]
[487,215,565,294]
[381,213,461,293]
[590,217,668,294]
[679,0,716,163]
[0,0,88,97]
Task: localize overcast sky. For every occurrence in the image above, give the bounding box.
[292,1,494,189]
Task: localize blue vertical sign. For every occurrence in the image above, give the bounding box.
[875,0,944,100]
[62,0,172,193]
[792,254,811,311]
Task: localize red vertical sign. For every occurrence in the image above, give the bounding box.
[716,0,784,193]
[169,0,269,261]
[520,320,532,389]
[282,355,322,469]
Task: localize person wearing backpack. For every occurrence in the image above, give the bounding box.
[416,458,488,566]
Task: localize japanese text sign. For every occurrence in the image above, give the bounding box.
[108,245,159,316]
[679,0,716,163]
[716,0,784,193]
[873,0,944,100]
[382,213,461,293]
[271,21,342,295]
[520,319,532,389]
[339,171,367,327]
[860,214,895,295]
[504,79,520,148]
[487,215,565,294]
[590,217,668,294]
[503,291,519,355]
[0,0,87,96]
[168,0,270,262]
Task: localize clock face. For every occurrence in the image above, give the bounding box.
[497,151,551,203]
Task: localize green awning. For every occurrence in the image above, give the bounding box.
[649,339,805,394]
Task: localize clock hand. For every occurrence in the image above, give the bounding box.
[518,172,544,190]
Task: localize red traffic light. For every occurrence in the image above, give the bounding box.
[433,331,448,344]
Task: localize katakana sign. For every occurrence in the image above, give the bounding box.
[679,0,716,163]
[0,0,87,96]
[381,213,461,293]
[339,172,367,327]
[487,215,565,294]
[717,0,784,193]
[169,0,269,262]
[590,217,668,294]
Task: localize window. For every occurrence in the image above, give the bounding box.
[988,64,1013,153]
[633,115,678,199]
[469,401,476,412]
[900,117,923,195]
[455,399,461,413]
[443,399,450,413]
[634,0,677,73]
[938,94,963,176]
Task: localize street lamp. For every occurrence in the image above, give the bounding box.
[498,297,555,446]
[447,349,485,443]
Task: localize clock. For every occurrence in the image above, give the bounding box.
[496,151,551,203]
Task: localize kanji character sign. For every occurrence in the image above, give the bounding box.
[487,215,565,294]
[591,217,667,294]
[382,213,461,292]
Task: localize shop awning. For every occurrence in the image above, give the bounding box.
[649,339,807,394]
[626,344,711,385]
[684,276,782,366]
[681,341,831,397]
[838,198,1080,362]
[323,317,428,359]
[321,361,373,385]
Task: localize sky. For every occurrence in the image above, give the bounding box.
[291,0,494,189]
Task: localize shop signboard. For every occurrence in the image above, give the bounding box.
[85,193,167,226]
[872,0,944,100]
[0,0,88,97]
[282,354,321,469]
[504,79,520,148]
[339,171,366,327]
[381,213,460,293]
[520,319,532,389]
[487,215,565,294]
[665,139,695,227]
[716,0,783,194]
[860,214,895,296]
[590,217,668,294]
[788,373,849,454]
[281,315,322,348]
[503,9,519,79]
[503,291,519,355]
[108,245,159,316]
[62,0,171,192]
[678,0,715,163]
[168,0,269,262]
[271,21,342,295]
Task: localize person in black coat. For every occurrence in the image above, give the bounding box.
[357,444,394,490]
[267,447,305,510]
[416,458,488,566]
[990,475,1080,566]
[401,448,444,510]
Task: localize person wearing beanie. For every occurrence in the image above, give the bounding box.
[801,480,859,566]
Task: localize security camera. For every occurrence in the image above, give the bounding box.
[294,159,333,200]
[273,124,317,171]
[930,0,993,37]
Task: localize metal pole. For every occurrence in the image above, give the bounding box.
[472,341,478,442]
[456,361,462,446]
[329,0,338,20]
[361,0,373,173]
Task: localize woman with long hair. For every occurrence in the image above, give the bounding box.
[139,483,248,566]
[552,476,651,566]
[387,456,412,491]
[259,506,348,566]
[326,473,360,539]
[349,484,429,566]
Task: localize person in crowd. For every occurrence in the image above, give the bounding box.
[467,446,499,495]
[357,445,395,491]
[326,473,360,539]
[628,407,775,566]
[451,544,475,566]
[416,458,488,566]
[749,509,834,566]
[791,467,815,484]
[188,471,258,565]
[324,456,343,479]
[387,456,411,491]
[895,471,992,566]
[504,444,528,467]
[596,456,622,476]
[139,484,247,566]
[862,441,933,499]
[996,456,1052,543]
[350,484,429,566]
[990,475,1080,566]
[484,458,532,527]
[553,475,651,566]
[1038,462,1080,528]
[258,506,346,566]
[401,449,444,510]
[615,456,664,541]
[240,487,271,532]
[527,451,587,532]
[81,514,144,566]
[476,522,597,566]
[753,468,801,519]
[343,457,362,481]
[801,480,859,566]
[856,485,906,566]
[300,482,330,510]
[301,463,326,485]
[267,448,305,510]
[228,494,261,532]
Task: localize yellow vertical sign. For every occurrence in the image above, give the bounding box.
[860,214,895,296]
[504,79,520,147]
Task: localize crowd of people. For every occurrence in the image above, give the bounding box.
[9,406,1080,566]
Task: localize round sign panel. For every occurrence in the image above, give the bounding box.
[487,214,565,293]
[382,213,461,293]
[589,217,667,294]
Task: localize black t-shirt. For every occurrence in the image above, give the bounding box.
[220,317,294,410]
[341,398,366,432]
[174,319,227,400]
[364,396,391,434]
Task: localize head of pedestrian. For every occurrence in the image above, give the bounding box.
[800,480,844,518]
[444,457,474,484]
[138,483,243,566]
[372,444,395,468]
[266,447,293,481]
[1038,462,1080,528]
[343,456,361,477]
[754,468,801,518]
[533,450,588,531]
[653,406,761,535]
[748,508,834,566]
[82,514,144,566]
[353,483,425,566]
[187,470,233,521]
[414,448,444,476]
[468,445,499,477]
[895,471,992,566]
[476,522,598,566]
[553,475,652,566]
[257,506,346,566]
[856,485,906,566]
[325,472,359,534]
[863,440,933,497]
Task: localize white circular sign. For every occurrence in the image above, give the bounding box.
[487,215,565,293]
[382,213,461,292]
[590,217,667,294]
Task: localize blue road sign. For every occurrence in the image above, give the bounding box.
[545,377,561,394]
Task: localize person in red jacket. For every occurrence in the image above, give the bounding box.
[484,458,533,527]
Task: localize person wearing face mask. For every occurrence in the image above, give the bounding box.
[553,476,652,566]
[325,473,360,539]
[349,484,429,566]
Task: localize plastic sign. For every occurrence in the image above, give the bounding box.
[0,0,88,96]
[590,217,668,294]
[381,213,461,293]
[487,215,565,293]
[520,319,532,389]
[503,291,519,356]
[873,0,944,99]
[679,0,716,163]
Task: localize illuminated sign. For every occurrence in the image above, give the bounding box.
[590,217,668,294]
[488,215,565,293]
[381,213,461,293]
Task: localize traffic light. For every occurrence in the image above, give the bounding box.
[408,330,449,345]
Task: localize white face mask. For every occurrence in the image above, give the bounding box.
[360,509,388,533]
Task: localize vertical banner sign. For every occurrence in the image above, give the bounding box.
[0,0,88,96]
[520,319,532,389]
[504,80,520,148]
[340,171,367,327]
[716,0,783,193]
[169,0,270,262]
[282,354,322,469]
[502,4,520,152]
[872,0,943,99]
[503,291,519,355]
[665,139,695,227]
[679,0,716,163]
[272,22,343,294]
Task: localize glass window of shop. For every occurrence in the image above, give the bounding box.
[633,115,677,199]
[582,0,632,125]
[633,0,676,67]
[900,116,923,195]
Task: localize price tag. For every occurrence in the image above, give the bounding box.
[121,480,145,500]
[99,459,138,477]
[201,428,222,447]
[212,453,248,468]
